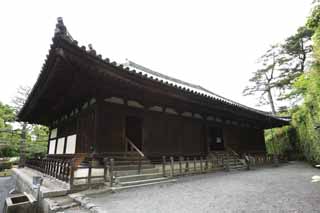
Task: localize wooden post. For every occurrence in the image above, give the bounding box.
[59,160,63,181]
[224,153,230,172]
[273,154,279,167]
[221,154,224,166]
[88,160,92,186]
[170,156,174,176]
[179,156,183,175]
[162,156,166,177]
[138,155,142,174]
[53,160,57,178]
[200,157,203,173]
[70,159,75,190]
[205,157,208,171]
[193,157,197,173]
[59,160,63,180]
[211,157,215,169]
[245,154,250,170]
[109,158,114,187]
[185,157,189,173]
[103,158,108,182]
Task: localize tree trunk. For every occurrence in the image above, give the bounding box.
[267,88,276,115]
[19,122,27,168]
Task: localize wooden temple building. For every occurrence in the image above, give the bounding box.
[18,18,289,164]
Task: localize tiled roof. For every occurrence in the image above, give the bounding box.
[18,18,290,124]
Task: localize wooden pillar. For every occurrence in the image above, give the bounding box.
[94,97,103,153]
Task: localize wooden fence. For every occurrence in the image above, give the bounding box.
[26,157,109,190]
[25,153,287,190]
[159,156,225,177]
[245,153,288,168]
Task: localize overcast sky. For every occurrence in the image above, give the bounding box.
[0,0,313,112]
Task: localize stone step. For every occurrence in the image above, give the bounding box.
[119,177,173,187]
[114,167,159,176]
[112,178,176,192]
[113,164,154,171]
[117,173,163,182]
[49,196,80,212]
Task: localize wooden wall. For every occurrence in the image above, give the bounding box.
[223,127,266,153]
[95,102,207,157]
[50,101,266,157]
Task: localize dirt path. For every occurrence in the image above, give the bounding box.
[87,162,320,213]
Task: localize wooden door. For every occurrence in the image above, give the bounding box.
[208,126,224,151]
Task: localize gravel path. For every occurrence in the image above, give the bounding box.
[88,162,320,213]
[0,176,15,212]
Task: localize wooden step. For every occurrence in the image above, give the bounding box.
[113,160,151,165]
[114,167,159,176]
[117,173,163,182]
[113,164,154,171]
[119,177,172,187]
[111,178,176,192]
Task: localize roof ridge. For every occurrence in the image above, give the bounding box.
[124,59,272,116]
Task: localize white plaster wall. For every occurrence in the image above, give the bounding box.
[50,128,57,139]
[56,138,65,154]
[48,140,56,154]
[66,134,76,154]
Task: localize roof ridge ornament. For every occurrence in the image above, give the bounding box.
[55,17,67,36]
[88,44,96,55]
[54,17,74,41]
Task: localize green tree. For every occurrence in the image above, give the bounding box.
[243,45,285,114]
[0,102,19,157]
[276,27,313,101]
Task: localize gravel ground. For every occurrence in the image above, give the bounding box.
[88,162,320,213]
[0,176,15,212]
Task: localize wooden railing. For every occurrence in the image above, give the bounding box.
[26,153,288,191]
[244,153,288,168]
[26,158,72,182]
[125,137,144,157]
[158,156,225,177]
[26,157,116,190]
